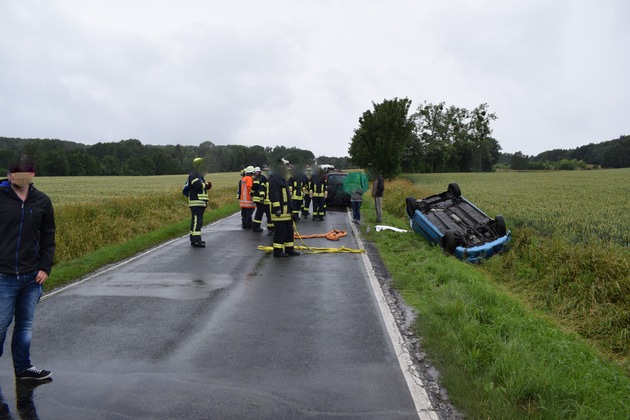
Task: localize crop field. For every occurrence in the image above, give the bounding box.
[389,169,629,369]
[33,173,241,264]
[403,168,630,246]
[35,173,241,205]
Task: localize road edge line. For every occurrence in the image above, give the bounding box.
[349,211,439,420]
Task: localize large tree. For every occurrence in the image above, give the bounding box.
[413,102,500,172]
[348,97,414,178]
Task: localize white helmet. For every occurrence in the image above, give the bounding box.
[253,166,261,172]
[245,165,255,173]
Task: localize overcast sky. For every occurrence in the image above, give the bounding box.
[1,0,628,159]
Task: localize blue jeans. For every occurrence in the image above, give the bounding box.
[0,271,42,373]
[351,200,362,221]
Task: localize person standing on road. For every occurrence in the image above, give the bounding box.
[186,158,212,247]
[0,157,55,380]
[239,166,255,229]
[372,174,384,223]
[349,172,368,224]
[288,166,305,222]
[300,166,312,218]
[252,166,273,234]
[310,169,327,221]
[268,162,300,258]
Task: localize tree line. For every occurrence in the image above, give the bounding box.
[348,98,628,178]
[498,135,630,170]
[2,104,627,178]
[0,138,351,176]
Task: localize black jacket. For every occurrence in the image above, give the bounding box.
[0,180,56,275]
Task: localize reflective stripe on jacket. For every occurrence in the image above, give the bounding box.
[311,179,327,197]
[269,175,292,222]
[239,175,255,208]
[289,177,303,199]
[188,172,209,207]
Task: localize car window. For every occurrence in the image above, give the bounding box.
[328,175,346,185]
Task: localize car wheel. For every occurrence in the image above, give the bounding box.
[441,230,456,254]
[495,215,507,236]
[448,182,461,198]
[406,196,420,219]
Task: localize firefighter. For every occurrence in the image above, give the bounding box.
[252,166,273,234]
[269,162,300,258]
[301,166,313,218]
[186,158,212,247]
[239,166,255,229]
[310,168,327,221]
[288,166,305,222]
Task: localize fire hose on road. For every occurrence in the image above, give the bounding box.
[257,224,365,254]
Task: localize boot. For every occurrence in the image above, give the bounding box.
[286,247,300,256]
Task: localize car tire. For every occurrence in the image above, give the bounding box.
[406,196,420,219]
[495,215,507,236]
[441,230,456,254]
[448,182,461,198]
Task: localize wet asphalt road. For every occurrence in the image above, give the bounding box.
[0,209,437,419]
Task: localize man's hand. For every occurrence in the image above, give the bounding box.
[35,270,48,284]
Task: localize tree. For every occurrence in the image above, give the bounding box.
[412,102,451,173]
[348,98,414,178]
[510,152,530,170]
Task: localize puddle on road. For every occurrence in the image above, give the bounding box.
[64,273,234,300]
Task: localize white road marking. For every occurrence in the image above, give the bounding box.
[349,211,439,420]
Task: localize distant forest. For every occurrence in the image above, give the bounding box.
[0,135,627,177]
[498,135,629,170]
[0,137,351,176]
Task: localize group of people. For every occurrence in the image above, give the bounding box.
[237,162,329,258]
[185,158,385,258]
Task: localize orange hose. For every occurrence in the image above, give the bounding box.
[295,229,347,241]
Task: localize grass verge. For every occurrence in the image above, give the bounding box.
[360,179,630,419]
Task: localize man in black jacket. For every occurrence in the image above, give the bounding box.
[0,158,55,380]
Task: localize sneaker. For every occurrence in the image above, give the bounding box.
[16,366,52,380]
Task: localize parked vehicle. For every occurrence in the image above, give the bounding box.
[406,183,511,263]
[325,172,351,206]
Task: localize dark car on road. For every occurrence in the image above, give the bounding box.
[406,182,511,263]
[325,172,351,207]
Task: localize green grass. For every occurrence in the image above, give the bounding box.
[358,171,630,418]
[366,225,629,418]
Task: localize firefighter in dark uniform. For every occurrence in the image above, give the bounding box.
[187,158,212,247]
[310,169,327,221]
[288,166,305,222]
[301,166,312,218]
[252,166,274,234]
[269,162,300,258]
